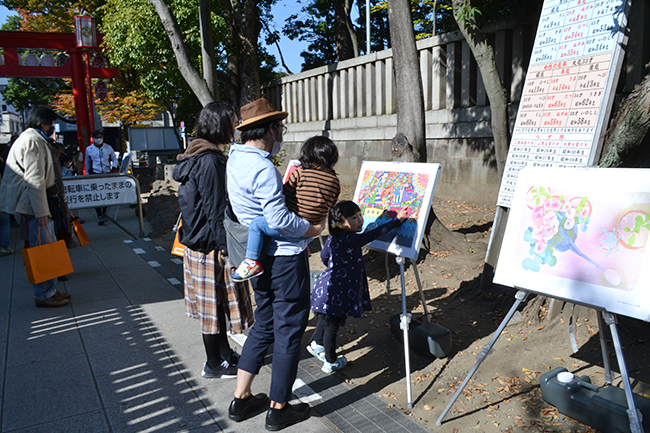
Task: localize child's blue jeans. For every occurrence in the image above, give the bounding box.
[246,216,306,261]
[246,216,284,261]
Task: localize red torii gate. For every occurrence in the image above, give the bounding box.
[0,30,119,156]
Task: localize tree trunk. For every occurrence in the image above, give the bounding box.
[451,0,510,179]
[228,0,261,106]
[148,0,215,107]
[599,72,650,167]
[334,0,356,61]
[387,0,426,162]
[199,0,218,99]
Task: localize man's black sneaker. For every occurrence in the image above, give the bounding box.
[265,402,310,431]
[228,393,269,421]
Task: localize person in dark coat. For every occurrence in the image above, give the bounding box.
[308,201,409,374]
[172,101,253,379]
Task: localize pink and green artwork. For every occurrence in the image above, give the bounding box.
[353,162,441,260]
[495,167,650,322]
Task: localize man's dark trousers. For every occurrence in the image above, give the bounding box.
[237,250,310,403]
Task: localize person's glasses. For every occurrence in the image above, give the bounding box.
[274,123,287,134]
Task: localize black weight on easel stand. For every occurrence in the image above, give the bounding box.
[435,291,646,433]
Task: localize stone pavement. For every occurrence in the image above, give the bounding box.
[0,206,429,433]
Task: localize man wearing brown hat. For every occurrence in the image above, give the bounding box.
[226,98,326,430]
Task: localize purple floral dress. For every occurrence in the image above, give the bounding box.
[310,218,402,318]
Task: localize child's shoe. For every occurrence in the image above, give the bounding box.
[322,355,347,374]
[231,259,264,282]
[306,341,325,361]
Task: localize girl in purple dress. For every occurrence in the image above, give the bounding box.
[308,200,409,373]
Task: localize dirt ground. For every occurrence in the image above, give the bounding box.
[145,181,650,433]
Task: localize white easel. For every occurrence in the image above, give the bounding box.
[383,251,432,409]
[436,290,645,433]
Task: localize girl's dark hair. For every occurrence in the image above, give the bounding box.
[25,106,57,130]
[329,200,361,237]
[92,129,104,138]
[240,120,275,143]
[299,136,338,169]
[195,101,236,145]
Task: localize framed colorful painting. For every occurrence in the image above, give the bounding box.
[494,166,650,322]
[352,161,441,260]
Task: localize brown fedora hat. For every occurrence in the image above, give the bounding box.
[237,98,288,131]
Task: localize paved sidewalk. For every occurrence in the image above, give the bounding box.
[0,206,429,433]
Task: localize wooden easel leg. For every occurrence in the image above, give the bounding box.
[602,312,644,433]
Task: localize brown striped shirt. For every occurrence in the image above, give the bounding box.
[283,166,340,223]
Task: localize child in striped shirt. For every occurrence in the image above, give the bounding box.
[231,136,340,281]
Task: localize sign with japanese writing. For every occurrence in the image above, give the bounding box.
[497,0,630,208]
[62,174,139,210]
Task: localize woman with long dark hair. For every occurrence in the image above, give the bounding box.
[172,101,253,379]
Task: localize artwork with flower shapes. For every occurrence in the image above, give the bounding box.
[352,162,441,260]
[495,167,650,322]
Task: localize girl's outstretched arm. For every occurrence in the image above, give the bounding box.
[356,209,409,246]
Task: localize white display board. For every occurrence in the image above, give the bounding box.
[495,166,650,322]
[497,0,630,207]
[63,174,139,210]
[352,162,441,260]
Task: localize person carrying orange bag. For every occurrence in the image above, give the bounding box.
[0,106,72,308]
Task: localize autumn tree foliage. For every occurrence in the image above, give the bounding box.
[1,1,171,132]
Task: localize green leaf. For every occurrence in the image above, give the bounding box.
[628,233,636,246]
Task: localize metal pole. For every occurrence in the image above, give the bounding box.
[437,290,528,426]
[396,256,413,409]
[411,261,431,322]
[385,252,391,294]
[366,0,371,54]
[596,310,613,384]
[602,312,644,433]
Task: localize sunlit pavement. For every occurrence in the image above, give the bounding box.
[0,206,427,433]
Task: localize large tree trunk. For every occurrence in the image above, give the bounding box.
[334,0,357,61]
[199,0,218,99]
[148,0,215,106]
[386,0,426,162]
[599,72,650,167]
[451,0,510,179]
[227,0,261,106]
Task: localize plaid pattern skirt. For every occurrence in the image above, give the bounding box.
[183,247,254,334]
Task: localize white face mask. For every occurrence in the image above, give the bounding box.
[94,138,103,146]
[271,140,283,157]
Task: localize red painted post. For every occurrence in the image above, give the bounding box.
[68,47,91,174]
[83,51,96,133]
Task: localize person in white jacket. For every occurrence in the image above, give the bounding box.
[0,105,71,307]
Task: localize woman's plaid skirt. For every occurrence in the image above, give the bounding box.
[182,247,254,334]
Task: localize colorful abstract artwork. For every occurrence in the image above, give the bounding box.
[353,162,441,260]
[495,167,650,322]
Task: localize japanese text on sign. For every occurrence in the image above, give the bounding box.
[63,175,139,210]
[497,0,628,207]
